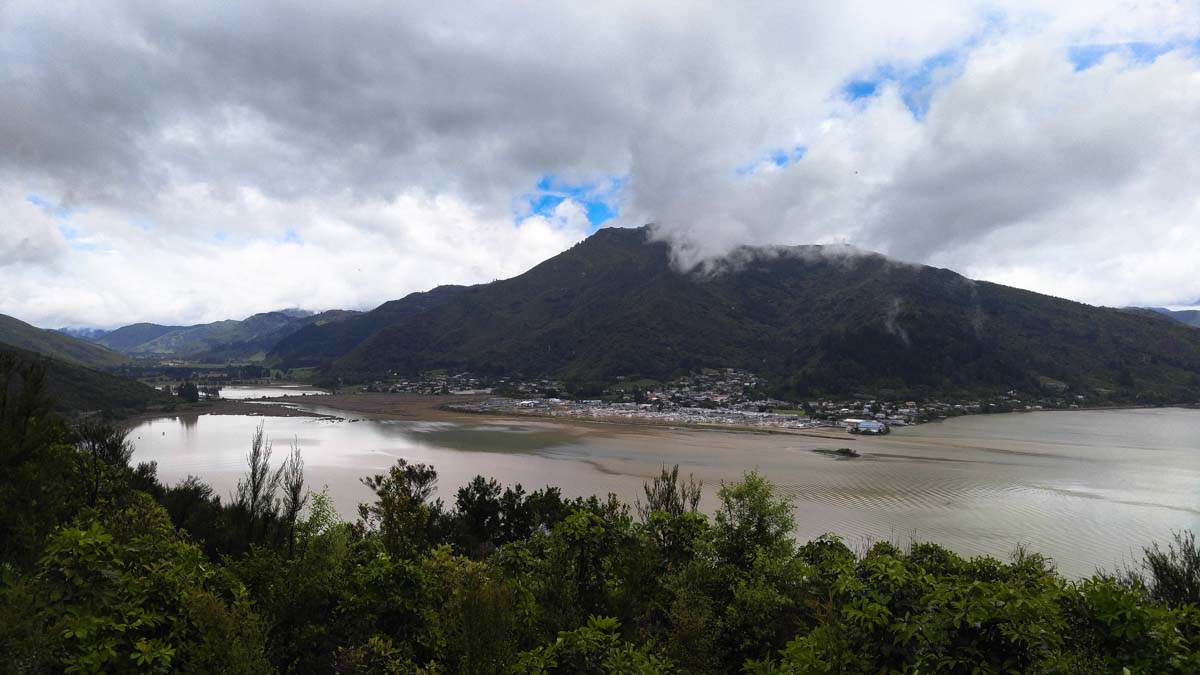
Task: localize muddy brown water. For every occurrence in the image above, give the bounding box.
[130,395,1199,577]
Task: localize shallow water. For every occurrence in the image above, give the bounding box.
[129,396,1200,578]
[217,384,329,400]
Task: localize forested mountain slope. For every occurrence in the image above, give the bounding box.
[275,226,1200,400]
[0,313,126,369]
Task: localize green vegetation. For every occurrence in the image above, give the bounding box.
[272,226,1200,403]
[0,312,126,369]
[0,345,171,416]
[2,362,1199,672]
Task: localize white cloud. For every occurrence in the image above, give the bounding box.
[0,188,589,327]
[1,1,1198,326]
[0,197,68,268]
[647,39,1200,308]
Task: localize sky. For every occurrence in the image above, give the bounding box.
[2,1,1199,328]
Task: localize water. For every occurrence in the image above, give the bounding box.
[129,396,1200,578]
[217,384,329,400]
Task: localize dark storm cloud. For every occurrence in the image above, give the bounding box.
[1,1,1198,326]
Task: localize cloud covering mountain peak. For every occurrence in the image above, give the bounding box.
[2,1,1198,326]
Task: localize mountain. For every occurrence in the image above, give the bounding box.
[0,313,126,369]
[188,310,360,363]
[1145,307,1200,329]
[268,287,467,368]
[270,226,1200,401]
[94,323,183,352]
[56,326,111,341]
[94,310,360,362]
[0,343,171,415]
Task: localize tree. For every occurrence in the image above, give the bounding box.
[279,438,307,558]
[74,419,135,508]
[514,616,676,674]
[453,475,503,557]
[0,354,56,468]
[1119,530,1200,607]
[356,458,443,558]
[176,381,200,403]
[234,422,282,547]
[636,465,702,522]
[713,470,794,569]
[21,495,271,673]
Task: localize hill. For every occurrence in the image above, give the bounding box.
[0,343,171,415]
[0,313,126,369]
[1147,307,1200,329]
[94,323,182,352]
[268,287,467,368]
[271,226,1200,401]
[93,310,360,362]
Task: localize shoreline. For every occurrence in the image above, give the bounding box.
[123,391,1198,437]
[122,398,332,427]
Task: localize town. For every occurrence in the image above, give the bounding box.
[357,368,1096,433]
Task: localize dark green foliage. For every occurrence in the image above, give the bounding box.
[713,470,795,569]
[0,354,82,566]
[74,419,136,507]
[271,226,1200,400]
[0,343,170,416]
[356,458,444,558]
[1119,530,1200,607]
[10,496,270,673]
[513,615,675,674]
[3,371,1200,672]
[176,380,200,402]
[453,475,504,557]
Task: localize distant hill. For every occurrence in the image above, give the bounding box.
[93,310,359,362]
[0,343,171,416]
[1146,307,1200,328]
[94,323,182,352]
[268,287,467,368]
[272,226,1200,402]
[0,313,126,369]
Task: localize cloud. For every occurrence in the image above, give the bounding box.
[1,194,72,266]
[646,38,1200,308]
[1,1,1198,326]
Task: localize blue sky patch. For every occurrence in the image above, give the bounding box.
[26,193,74,220]
[519,174,625,231]
[843,80,879,100]
[736,145,807,177]
[28,194,97,249]
[1068,40,1195,71]
[840,48,963,118]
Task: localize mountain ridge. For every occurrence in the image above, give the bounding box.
[0,313,126,369]
[87,309,360,362]
[1146,307,1200,329]
[269,226,1200,401]
[0,342,171,415]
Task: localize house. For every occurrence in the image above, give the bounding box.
[843,418,889,435]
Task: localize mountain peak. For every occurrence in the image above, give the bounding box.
[266,232,1200,403]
